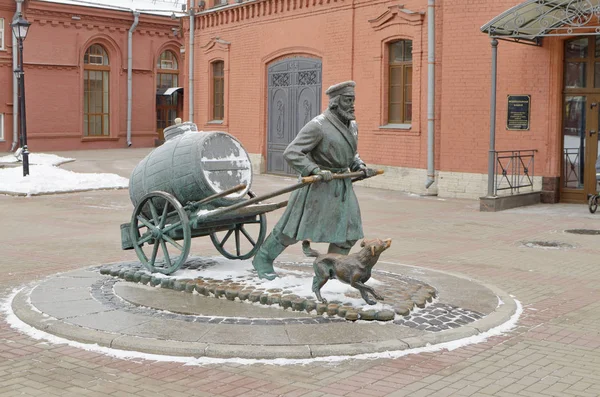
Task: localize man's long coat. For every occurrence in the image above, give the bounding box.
[273,109,365,243]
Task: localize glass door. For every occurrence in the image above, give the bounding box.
[562,96,600,201]
[561,37,600,202]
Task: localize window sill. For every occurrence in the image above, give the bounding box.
[81,136,119,142]
[207,120,224,124]
[379,123,411,130]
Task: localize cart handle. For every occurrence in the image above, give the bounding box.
[301,169,384,183]
[194,169,384,223]
[186,184,247,211]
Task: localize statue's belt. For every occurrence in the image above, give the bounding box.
[319,166,350,201]
[320,166,349,173]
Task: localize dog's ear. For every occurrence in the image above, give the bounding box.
[360,240,366,247]
[371,245,375,256]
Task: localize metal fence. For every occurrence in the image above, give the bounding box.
[494,150,537,195]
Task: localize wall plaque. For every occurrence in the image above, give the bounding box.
[507,95,530,131]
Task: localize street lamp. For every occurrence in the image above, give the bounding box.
[12,13,31,177]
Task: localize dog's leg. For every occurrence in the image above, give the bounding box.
[355,285,377,305]
[312,276,329,304]
[354,281,384,304]
[355,281,384,301]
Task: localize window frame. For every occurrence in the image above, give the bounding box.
[0,113,4,141]
[83,44,111,137]
[211,60,225,122]
[387,40,413,126]
[156,50,180,133]
[0,18,5,51]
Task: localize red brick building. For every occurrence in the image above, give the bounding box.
[0,0,183,152]
[3,0,599,204]
[186,0,600,203]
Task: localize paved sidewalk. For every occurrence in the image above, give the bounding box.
[1,148,600,396]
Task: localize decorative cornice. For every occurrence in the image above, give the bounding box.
[122,68,153,75]
[197,0,348,30]
[27,8,179,36]
[24,62,79,71]
[202,37,231,53]
[369,5,424,31]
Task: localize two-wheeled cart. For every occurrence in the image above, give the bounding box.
[119,124,381,275]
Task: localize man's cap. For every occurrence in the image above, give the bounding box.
[325,81,356,98]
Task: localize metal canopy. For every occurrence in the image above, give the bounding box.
[481,0,600,45]
[157,87,183,96]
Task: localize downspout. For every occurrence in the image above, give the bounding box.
[425,0,436,189]
[487,38,498,196]
[188,0,195,122]
[11,0,24,152]
[127,11,140,147]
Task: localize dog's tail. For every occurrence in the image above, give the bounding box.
[302,240,320,258]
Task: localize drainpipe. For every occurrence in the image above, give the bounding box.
[188,0,195,123]
[10,0,24,152]
[425,0,436,189]
[127,11,140,147]
[487,38,499,197]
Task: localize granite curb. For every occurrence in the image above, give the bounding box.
[9,270,518,360]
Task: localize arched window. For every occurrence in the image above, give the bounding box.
[83,44,110,136]
[388,40,412,124]
[212,61,224,121]
[156,50,180,134]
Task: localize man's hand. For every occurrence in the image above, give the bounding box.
[360,166,378,178]
[313,169,333,182]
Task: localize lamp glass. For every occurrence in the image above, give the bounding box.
[11,15,31,41]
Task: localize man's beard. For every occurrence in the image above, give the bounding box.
[334,107,356,123]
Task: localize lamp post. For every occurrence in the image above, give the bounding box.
[11,13,31,177]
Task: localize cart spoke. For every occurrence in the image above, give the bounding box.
[239,226,256,247]
[235,227,241,256]
[148,199,160,226]
[137,215,157,231]
[137,233,154,245]
[159,201,170,228]
[163,235,184,251]
[149,241,160,266]
[162,220,182,235]
[160,240,172,268]
[217,229,234,247]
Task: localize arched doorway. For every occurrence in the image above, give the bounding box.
[266,57,322,175]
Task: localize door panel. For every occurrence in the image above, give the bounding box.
[267,57,322,175]
[561,36,600,202]
[561,95,600,202]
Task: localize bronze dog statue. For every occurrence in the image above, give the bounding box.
[302,238,392,305]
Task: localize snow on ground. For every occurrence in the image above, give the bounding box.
[150,256,392,311]
[0,153,73,166]
[0,153,128,196]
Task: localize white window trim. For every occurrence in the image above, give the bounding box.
[0,113,5,141]
[0,18,5,51]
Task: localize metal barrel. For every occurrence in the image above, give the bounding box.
[129,130,252,209]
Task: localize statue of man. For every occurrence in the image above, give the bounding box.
[252,81,377,280]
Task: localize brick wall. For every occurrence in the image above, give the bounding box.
[0,0,182,152]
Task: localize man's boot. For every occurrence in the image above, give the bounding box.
[327,242,353,255]
[252,233,288,280]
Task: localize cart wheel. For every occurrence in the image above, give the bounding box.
[590,195,598,214]
[130,191,191,274]
[210,190,267,260]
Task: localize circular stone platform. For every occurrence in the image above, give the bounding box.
[8,258,518,359]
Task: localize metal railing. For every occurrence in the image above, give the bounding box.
[494,149,537,195]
